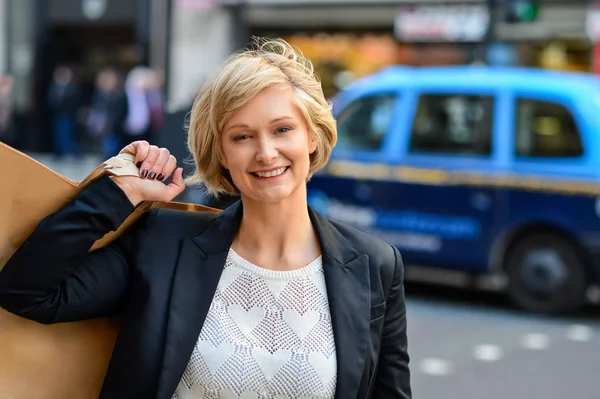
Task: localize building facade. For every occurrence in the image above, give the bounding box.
[0,0,597,153]
[0,0,155,151]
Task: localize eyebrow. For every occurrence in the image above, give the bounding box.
[226,116,293,131]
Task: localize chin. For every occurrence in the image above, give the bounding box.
[255,191,294,204]
[243,185,303,205]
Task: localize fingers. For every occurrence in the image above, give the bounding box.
[120,141,150,167]
[120,141,180,183]
[166,167,186,197]
[159,155,178,182]
[138,145,161,178]
[147,148,171,181]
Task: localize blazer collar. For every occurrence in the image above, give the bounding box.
[189,201,361,262]
[157,201,370,399]
[192,200,244,256]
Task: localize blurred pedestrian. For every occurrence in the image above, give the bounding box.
[121,66,152,148]
[47,66,82,158]
[0,38,411,398]
[146,69,165,136]
[0,75,17,147]
[85,68,128,159]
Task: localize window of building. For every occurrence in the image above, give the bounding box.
[336,94,396,151]
[515,98,583,158]
[409,94,494,156]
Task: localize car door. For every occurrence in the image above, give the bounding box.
[505,92,598,238]
[393,90,500,272]
[307,89,404,239]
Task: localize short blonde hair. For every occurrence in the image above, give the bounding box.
[184,37,337,195]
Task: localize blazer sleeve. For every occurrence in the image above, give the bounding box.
[372,245,412,398]
[0,175,155,324]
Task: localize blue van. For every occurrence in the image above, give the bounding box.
[307,65,600,314]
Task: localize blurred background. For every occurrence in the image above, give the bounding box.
[1,0,600,398]
[1,0,595,156]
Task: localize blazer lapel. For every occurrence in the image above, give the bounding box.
[156,202,243,398]
[309,207,371,399]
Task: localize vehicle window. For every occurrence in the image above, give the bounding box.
[336,94,396,151]
[515,99,583,158]
[409,94,494,156]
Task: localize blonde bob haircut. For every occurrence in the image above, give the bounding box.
[184,37,337,196]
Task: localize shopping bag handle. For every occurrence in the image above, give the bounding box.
[78,152,222,215]
[78,153,141,190]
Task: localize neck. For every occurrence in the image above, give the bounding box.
[235,186,319,261]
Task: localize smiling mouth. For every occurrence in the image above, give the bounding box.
[251,167,289,178]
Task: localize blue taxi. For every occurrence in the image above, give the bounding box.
[307,65,600,314]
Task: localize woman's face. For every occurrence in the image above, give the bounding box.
[221,85,317,205]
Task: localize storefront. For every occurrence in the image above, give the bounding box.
[246,1,594,97]
[1,0,597,153]
[248,2,479,98]
[1,0,156,152]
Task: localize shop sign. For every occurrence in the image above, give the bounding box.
[587,2,600,42]
[394,4,490,42]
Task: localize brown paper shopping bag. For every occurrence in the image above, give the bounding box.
[0,142,220,399]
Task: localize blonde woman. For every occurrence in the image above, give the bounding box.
[0,39,411,399]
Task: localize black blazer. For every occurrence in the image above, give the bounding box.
[0,176,411,399]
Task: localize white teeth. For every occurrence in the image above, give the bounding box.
[255,167,286,178]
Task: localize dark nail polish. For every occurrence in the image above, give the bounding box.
[141,169,148,178]
[149,171,156,180]
[157,173,165,181]
[136,161,142,168]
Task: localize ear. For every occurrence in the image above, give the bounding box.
[220,155,229,170]
[308,134,318,154]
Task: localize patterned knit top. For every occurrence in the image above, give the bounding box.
[172,248,337,399]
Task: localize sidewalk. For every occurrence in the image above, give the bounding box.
[27,153,105,182]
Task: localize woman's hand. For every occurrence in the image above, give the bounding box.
[111,141,185,206]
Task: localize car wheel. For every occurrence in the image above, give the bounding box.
[505,233,588,314]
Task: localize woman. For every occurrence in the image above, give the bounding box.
[0,39,411,399]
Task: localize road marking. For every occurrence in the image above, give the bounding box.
[566,325,594,342]
[418,358,454,376]
[521,333,550,350]
[473,344,503,362]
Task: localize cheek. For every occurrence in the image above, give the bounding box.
[222,148,250,177]
[221,143,247,171]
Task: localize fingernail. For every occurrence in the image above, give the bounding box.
[141,169,148,178]
[149,171,156,180]
[136,161,142,168]
[157,173,165,181]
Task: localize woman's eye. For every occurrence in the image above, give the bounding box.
[276,127,292,134]
[233,134,250,142]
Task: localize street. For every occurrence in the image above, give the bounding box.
[407,282,600,399]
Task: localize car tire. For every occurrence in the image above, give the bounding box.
[505,233,588,314]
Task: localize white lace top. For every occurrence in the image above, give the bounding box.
[172,248,337,399]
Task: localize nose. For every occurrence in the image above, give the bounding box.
[255,135,278,164]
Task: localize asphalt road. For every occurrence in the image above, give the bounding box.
[405,281,600,399]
